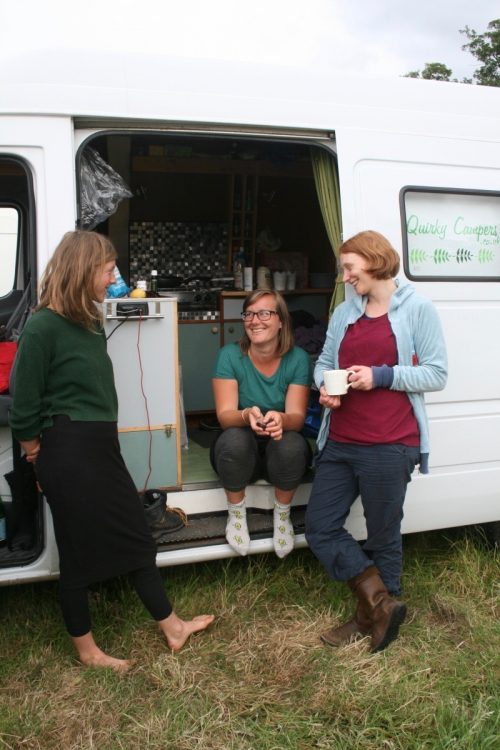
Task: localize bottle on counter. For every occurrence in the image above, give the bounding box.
[244,266,253,291]
[150,269,158,293]
[233,247,245,290]
[0,496,7,548]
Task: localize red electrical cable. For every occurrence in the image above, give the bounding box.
[136,312,153,492]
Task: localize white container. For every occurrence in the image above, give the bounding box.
[286,271,296,290]
[257,266,272,289]
[244,266,253,291]
[273,271,287,291]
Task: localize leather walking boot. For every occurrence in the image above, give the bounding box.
[355,565,407,652]
[143,490,186,539]
[320,567,374,647]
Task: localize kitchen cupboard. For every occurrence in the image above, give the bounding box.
[222,321,244,346]
[178,322,220,412]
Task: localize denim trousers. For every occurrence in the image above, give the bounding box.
[305,440,420,596]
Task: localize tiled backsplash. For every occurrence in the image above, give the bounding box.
[129,221,229,286]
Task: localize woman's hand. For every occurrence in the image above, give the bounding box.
[246,406,264,430]
[319,385,342,410]
[20,438,40,464]
[347,365,374,391]
[257,410,283,441]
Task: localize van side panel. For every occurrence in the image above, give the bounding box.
[343,135,500,532]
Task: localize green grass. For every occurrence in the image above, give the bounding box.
[0,528,499,750]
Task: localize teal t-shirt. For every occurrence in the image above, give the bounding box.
[214,343,311,413]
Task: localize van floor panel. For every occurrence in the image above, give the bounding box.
[156,507,307,551]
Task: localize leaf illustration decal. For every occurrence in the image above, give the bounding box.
[478,248,495,263]
[456,248,473,263]
[433,248,451,264]
[410,248,428,264]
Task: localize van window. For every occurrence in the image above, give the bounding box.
[0,206,19,297]
[401,187,500,281]
[0,157,35,337]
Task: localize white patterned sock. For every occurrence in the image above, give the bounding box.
[273,501,294,559]
[226,499,250,556]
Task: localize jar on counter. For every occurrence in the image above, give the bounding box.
[257,266,272,289]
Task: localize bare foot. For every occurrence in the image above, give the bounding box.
[159,612,215,652]
[72,632,131,673]
[80,650,131,673]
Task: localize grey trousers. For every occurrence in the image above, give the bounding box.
[211,427,311,492]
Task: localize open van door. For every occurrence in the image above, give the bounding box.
[0,116,76,580]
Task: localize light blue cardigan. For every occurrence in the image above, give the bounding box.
[314,280,448,473]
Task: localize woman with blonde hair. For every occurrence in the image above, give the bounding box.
[10,230,213,671]
[306,230,447,652]
[212,289,311,559]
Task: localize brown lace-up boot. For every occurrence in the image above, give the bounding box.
[320,567,373,647]
[354,565,407,652]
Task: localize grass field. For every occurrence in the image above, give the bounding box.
[0,527,498,750]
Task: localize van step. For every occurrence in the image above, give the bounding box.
[156,506,307,551]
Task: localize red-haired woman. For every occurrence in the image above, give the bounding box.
[306,230,447,652]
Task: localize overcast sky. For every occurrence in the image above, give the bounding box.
[1,0,498,82]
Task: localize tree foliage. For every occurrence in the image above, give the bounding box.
[406,62,453,81]
[461,18,500,86]
[404,17,500,86]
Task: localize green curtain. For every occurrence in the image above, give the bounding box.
[310,148,344,314]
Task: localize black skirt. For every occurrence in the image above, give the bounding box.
[36,416,156,588]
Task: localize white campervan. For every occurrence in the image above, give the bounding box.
[1,50,499,585]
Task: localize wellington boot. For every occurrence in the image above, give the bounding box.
[353,565,407,652]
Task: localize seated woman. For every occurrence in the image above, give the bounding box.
[212,289,311,559]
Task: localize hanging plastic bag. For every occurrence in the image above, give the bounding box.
[79,147,133,230]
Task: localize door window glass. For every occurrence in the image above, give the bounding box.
[0,206,19,297]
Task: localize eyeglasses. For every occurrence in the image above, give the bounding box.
[241,309,278,322]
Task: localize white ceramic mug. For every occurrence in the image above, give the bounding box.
[323,369,356,396]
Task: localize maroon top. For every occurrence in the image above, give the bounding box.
[329,314,420,446]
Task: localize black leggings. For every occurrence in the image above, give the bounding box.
[60,565,173,638]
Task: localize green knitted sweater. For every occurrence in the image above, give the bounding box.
[10,308,118,441]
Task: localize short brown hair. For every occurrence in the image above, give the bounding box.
[37,230,117,329]
[339,230,400,279]
[240,289,294,357]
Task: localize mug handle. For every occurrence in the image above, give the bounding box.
[346,370,356,389]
